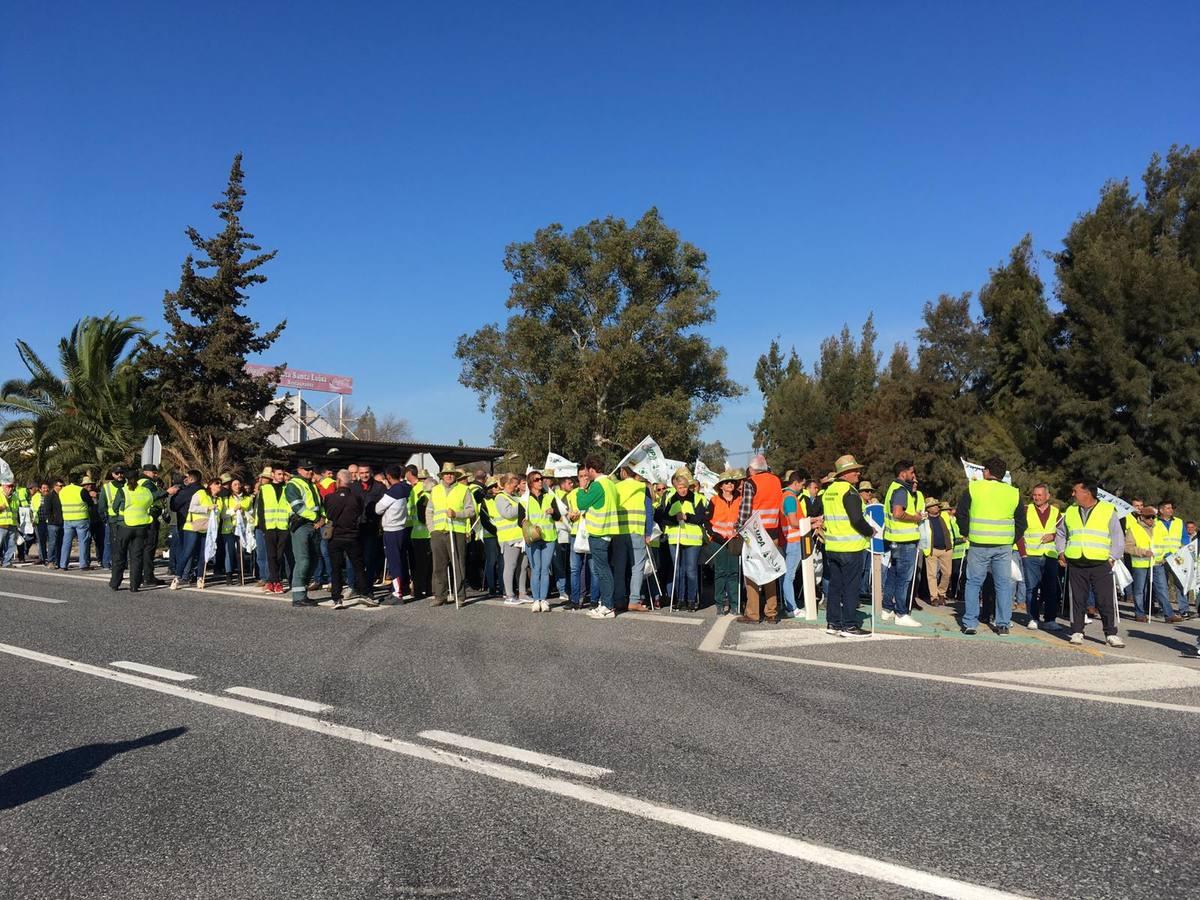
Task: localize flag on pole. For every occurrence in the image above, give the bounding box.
[1166,542,1197,594]
[544,452,578,477]
[203,507,220,565]
[740,511,787,586]
[693,460,719,497]
[1096,488,1134,520]
[234,507,256,554]
[960,457,1011,484]
[0,457,13,485]
[612,436,679,484]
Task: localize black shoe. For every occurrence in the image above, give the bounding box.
[291,598,318,607]
[996,625,1010,635]
[962,627,977,635]
[130,586,140,593]
[840,626,871,638]
[108,585,119,592]
[145,578,165,586]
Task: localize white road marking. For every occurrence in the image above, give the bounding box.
[0,589,68,604]
[418,729,612,779]
[620,611,706,626]
[710,647,1200,714]
[225,686,331,712]
[0,640,1024,900]
[738,629,921,649]
[698,612,735,652]
[110,661,198,682]
[965,662,1200,693]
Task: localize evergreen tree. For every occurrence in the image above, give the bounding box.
[138,155,286,465]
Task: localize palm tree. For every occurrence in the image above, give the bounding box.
[0,315,158,479]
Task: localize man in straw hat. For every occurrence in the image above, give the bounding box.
[921,497,955,606]
[882,460,925,627]
[821,455,876,637]
[427,462,475,606]
[734,454,783,624]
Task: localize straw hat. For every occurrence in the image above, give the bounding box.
[671,466,692,483]
[858,480,875,493]
[259,465,273,478]
[438,462,461,477]
[925,496,942,510]
[820,471,835,485]
[219,472,233,485]
[716,468,745,486]
[81,476,95,486]
[834,454,863,475]
[417,469,431,480]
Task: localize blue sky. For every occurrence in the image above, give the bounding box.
[2,1,1196,460]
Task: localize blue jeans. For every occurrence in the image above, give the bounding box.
[669,543,700,604]
[629,537,648,605]
[1022,554,1061,622]
[782,541,802,614]
[220,533,240,579]
[175,530,203,582]
[254,528,268,581]
[45,524,62,566]
[1130,565,1151,617]
[570,545,589,604]
[610,534,631,609]
[1153,564,1190,617]
[883,541,918,615]
[0,528,17,566]
[964,545,1015,629]
[588,536,614,610]
[859,550,872,597]
[313,537,331,585]
[528,541,553,600]
[59,520,92,569]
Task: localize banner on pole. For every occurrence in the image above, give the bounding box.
[613,436,680,485]
[740,512,787,586]
[960,457,1011,484]
[1165,542,1197,594]
[0,457,13,485]
[693,459,719,498]
[544,452,578,477]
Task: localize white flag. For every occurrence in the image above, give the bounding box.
[613,436,670,483]
[1096,488,1134,520]
[693,459,719,498]
[740,511,787,586]
[1166,543,1197,594]
[0,457,12,485]
[544,452,578,477]
[203,508,220,565]
[235,508,256,554]
[960,457,1011,484]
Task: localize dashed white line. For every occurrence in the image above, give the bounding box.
[0,639,1025,899]
[110,661,198,682]
[0,589,68,604]
[225,686,331,713]
[418,729,612,779]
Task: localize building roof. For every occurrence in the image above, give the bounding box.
[277,437,509,470]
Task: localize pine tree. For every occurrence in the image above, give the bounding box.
[139,154,286,466]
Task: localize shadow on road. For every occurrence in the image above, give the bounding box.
[0,726,187,811]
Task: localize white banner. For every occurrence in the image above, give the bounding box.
[740,511,787,586]
[544,452,578,477]
[203,508,220,565]
[960,457,1011,484]
[1165,542,1197,594]
[612,436,681,485]
[234,508,256,554]
[1096,488,1134,520]
[693,460,720,498]
[0,457,12,485]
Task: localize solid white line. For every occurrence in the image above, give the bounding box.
[698,613,735,653]
[0,640,1024,900]
[418,729,612,778]
[0,589,68,604]
[712,648,1200,714]
[110,661,198,682]
[225,686,331,713]
[621,612,706,626]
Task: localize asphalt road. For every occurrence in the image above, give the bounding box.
[1,564,1198,899]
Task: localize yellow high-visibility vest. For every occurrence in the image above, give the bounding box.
[121,483,154,527]
[1023,503,1061,558]
[823,480,869,554]
[584,476,620,537]
[966,479,1019,546]
[883,481,924,543]
[615,479,647,536]
[1063,501,1116,562]
[430,482,469,534]
[60,484,89,522]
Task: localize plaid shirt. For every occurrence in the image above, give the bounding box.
[735,478,756,531]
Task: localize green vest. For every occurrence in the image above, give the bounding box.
[883,480,923,543]
[60,484,89,522]
[823,480,869,554]
[584,476,620,537]
[408,482,430,539]
[966,479,1020,546]
[1063,501,1116,561]
[121,483,154,526]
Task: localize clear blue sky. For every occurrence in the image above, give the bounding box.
[3,1,1196,459]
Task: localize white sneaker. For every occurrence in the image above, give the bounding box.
[1042,621,1063,631]
[880,610,895,622]
[196,577,205,590]
[1106,634,1126,648]
[893,614,922,628]
[503,596,521,605]
[1025,620,1039,630]
[1069,632,1084,645]
[169,578,181,591]
[530,600,543,613]
[587,606,615,619]
[825,626,838,635]
[1084,614,1093,625]
[519,595,533,605]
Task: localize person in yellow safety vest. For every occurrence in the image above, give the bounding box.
[561,475,590,609]
[426,462,475,607]
[1124,503,1159,622]
[478,476,502,598]
[954,457,1022,635]
[1017,483,1064,631]
[107,471,166,593]
[58,474,94,571]
[284,459,326,607]
[97,466,128,570]
[613,466,650,613]
[405,465,432,600]
[0,481,18,567]
[171,477,223,591]
[575,455,620,618]
[921,497,956,606]
[882,460,926,627]
[493,473,525,605]
[820,455,875,636]
[1151,499,1191,622]
[215,475,252,586]
[8,480,31,563]
[1054,478,1125,647]
[657,467,707,612]
[1118,496,1144,608]
[521,469,561,612]
[549,473,575,604]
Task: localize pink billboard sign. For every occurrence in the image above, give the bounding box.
[246,364,353,395]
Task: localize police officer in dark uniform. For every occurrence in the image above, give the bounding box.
[138,464,175,586]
